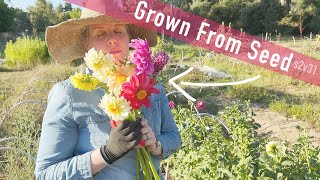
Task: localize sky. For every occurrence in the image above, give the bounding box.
[6,0,82,10]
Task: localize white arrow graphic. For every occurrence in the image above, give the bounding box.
[181,75,261,87]
[169,67,197,102]
[169,66,261,102]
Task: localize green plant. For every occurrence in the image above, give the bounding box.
[153,36,175,54]
[167,101,320,179]
[169,101,261,179]
[4,36,50,69]
[259,133,320,179]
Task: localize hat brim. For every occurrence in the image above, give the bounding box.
[46,14,157,64]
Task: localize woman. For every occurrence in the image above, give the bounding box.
[35,9,181,179]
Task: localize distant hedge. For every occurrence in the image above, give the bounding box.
[4,36,50,68]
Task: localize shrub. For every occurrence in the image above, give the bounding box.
[4,36,49,68]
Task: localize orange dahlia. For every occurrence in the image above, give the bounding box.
[121,72,160,110]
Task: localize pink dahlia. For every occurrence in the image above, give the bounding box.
[153,51,169,75]
[129,39,154,75]
[195,101,205,109]
[169,101,175,109]
[121,72,160,109]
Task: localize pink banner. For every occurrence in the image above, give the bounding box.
[65,0,320,86]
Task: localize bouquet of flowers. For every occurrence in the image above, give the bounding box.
[70,39,169,180]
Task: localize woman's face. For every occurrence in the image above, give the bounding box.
[87,24,130,63]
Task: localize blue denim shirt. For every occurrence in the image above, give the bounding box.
[34,70,181,179]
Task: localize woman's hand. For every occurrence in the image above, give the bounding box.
[100,119,143,164]
[135,118,156,151]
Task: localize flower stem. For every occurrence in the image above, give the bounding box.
[140,148,152,179]
[136,151,140,180]
[138,149,151,179]
[141,148,160,180]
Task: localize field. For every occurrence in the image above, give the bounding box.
[0,38,320,179]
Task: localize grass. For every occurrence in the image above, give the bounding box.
[0,63,79,179]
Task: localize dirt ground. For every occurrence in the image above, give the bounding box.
[252,104,320,147]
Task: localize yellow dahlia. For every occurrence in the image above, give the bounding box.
[107,65,135,95]
[93,70,112,84]
[266,141,286,157]
[70,73,100,91]
[84,48,115,73]
[99,94,132,121]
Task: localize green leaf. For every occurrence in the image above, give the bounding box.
[281,160,294,166]
[218,168,235,179]
[257,177,273,180]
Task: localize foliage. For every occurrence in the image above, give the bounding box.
[0,0,15,32]
[2,0,81,34]
[153,36,175,54]
[55,5,71,23]
[280,0,320,37]
[209,0,255,29]
[158,0,193,11]
[269,101,320,126]
[28,0,58,33]
[4,36,49,68]
[55,2,81,23]
[241,0,286,34]
[168,101,320,179]
[189,0,212,17]
[69,8,82,19]
[11,8,33,34]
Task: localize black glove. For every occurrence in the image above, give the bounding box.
[100,118,142,164]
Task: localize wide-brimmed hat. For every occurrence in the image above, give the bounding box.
[45,9,157,63]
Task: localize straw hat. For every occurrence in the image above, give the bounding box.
[45,9,157,63]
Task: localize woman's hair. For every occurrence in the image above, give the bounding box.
[124,24,131,40]
[81,25,89,51]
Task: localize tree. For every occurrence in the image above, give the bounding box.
[280,0,319,38]
[54,3,81,23]
[241,0,285,34]
[11,8,32,34]
[188,0,256,30]
[308,4,320,34]
[189,0,213,17]
[159,0,193,11]
[28,0,57,33]
[70,8,82,18]
[62,2,73,12]
[292,0,317,39]
[0,0,15,32]
[55,4,71,23]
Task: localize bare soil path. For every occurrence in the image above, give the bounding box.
[252,104,320,146]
